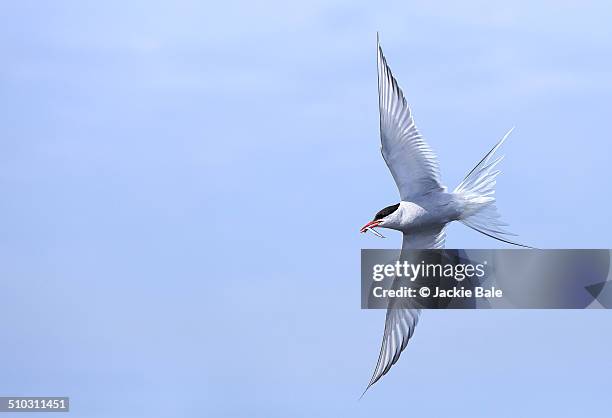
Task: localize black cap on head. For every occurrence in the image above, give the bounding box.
[374,203,399,221]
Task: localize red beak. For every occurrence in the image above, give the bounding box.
[360,220,381,233]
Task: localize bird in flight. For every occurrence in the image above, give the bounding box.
[360,34,528,396]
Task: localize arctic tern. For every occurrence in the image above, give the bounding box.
[360,34,527,395]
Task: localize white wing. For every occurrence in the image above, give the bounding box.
[401,226,446,250]
[362,227,445,396]
[377,35,443,200]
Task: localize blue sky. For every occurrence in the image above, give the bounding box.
[1,0,612,417]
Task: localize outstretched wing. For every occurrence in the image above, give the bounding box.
[377,35,443,200]
[362,226,445,396]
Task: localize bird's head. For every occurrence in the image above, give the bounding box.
[360,203,401,238]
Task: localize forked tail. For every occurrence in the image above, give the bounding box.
[454,128,531,248]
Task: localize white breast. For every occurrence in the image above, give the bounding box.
[395,193,462,232]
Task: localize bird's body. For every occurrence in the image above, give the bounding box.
[359,34,527,396]
[384,193,460,233]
